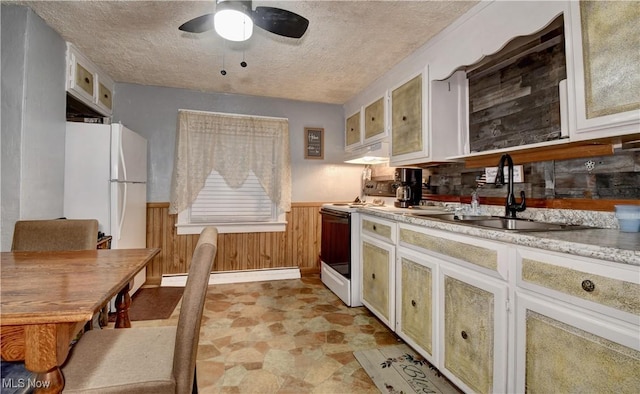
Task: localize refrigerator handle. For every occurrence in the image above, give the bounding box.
[118,182,127,241]
[119,138,128,181]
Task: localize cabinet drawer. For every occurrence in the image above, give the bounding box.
[517,247,640,324]
[361,216,396,244]
[398,224,508,279]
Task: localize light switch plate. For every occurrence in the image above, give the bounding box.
[485,165,524,183]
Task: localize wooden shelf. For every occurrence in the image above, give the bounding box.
[424,195,640,212]
[461,141,615,169]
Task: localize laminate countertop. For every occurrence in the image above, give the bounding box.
[359,207,640,266]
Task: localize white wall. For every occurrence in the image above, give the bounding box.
[1,5,67,250]
[112,84,364,203]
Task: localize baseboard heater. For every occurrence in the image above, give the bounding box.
[160,267,301,287]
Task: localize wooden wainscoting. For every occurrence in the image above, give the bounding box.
[145,202,323,286]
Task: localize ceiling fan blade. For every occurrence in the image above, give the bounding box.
[179,13,215,33]
[252,6,309,39]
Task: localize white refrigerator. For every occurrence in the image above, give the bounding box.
[64,122,148,305]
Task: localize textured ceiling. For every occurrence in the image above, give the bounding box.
[15,0,478,104]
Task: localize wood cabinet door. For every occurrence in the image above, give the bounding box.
[361,235,394,327]
[71,57,95,102]
[364,97,386,142]
[568,1,640,140]
[439,265,508,394]
[345,111,361,149]
[391,73,424,159]
[397,252,434,359]
[98,82,113,111]
[516,293,640,393]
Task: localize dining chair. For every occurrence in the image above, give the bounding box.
[61,227,218,394]
[11,219,99,251]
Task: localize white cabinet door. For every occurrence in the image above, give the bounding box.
[361,233,395,328]
[567,1,640,140]
[431,70,468,160]
[396,248,438,365]
[439,263,509,394]
[515,292,640,393]
[390,68,430,166]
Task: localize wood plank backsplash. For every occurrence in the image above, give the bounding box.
[145,202,322,285]
[423,151,640,204]
[468,24,567,152]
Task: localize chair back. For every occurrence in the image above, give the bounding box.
[173,227,218,394]
[11,219,99,251]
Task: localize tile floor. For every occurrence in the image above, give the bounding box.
[132,276,402,393]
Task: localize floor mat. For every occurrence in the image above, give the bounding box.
[354,344,462,394]
[109,286,183,321]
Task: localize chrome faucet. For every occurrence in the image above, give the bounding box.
[495,154,526,218]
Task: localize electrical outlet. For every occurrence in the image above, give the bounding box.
[485,165,524,183]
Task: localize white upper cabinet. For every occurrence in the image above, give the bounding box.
[566,1,640,141]
[390,69,429,166]
[345,1,638,164]
[66,43,114,117]
[345,93,389,152]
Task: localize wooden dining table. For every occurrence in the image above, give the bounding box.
[0,248,160,393]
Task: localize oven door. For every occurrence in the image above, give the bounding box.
[320,208,351,279]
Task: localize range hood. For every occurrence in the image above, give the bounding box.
[344,141,390,164]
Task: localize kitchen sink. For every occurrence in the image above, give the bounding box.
[406,212,595,232]
[408,212,494,221]
[470,218,593,232]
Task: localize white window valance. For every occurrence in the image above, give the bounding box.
[169,110,291,215]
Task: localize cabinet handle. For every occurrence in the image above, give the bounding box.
[581,279,595,292]
[461,331,468,340]
[373,225,377,231]
[402,116,407,121]
[371,117,375,121]
[84,77,90,84]
[411,300,417,307]
[350,128,354,131]
[104,93,109,99]
[372,273,376,280]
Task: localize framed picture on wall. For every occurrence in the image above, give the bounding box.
[304,127,324,159]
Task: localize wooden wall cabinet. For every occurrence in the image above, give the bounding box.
[345,94,389,153]
[390,71,429,165]
[66,43,114,117]
[567,1,640,141]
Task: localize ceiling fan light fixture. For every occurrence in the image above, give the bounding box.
[214,1,253,41]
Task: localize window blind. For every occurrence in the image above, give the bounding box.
[190,170,275,223]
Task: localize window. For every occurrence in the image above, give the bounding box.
[171,110,291,234]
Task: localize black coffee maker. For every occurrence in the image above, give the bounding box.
[394,167,422,208]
